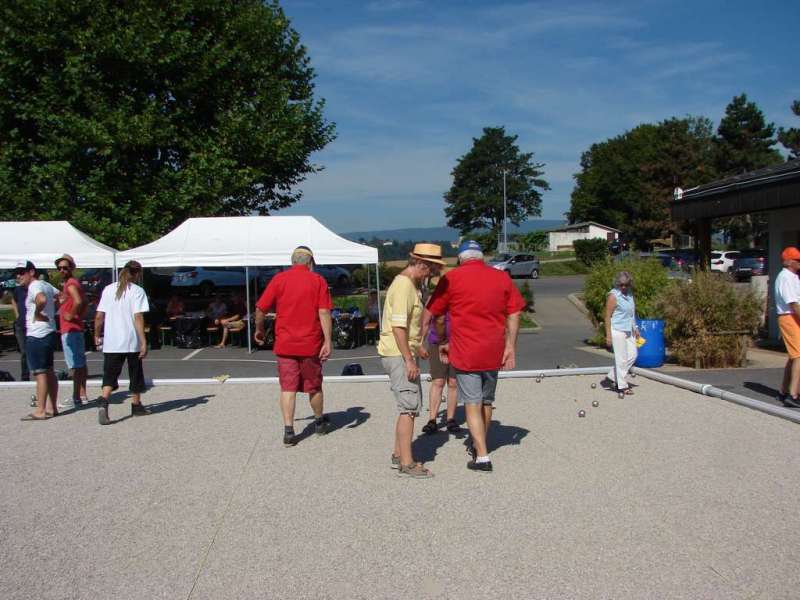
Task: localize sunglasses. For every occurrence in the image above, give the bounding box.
[57,265,72,271]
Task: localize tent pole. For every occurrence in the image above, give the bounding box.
[375,263,382,328]
[366,263,370,291]
[246,266,252,354]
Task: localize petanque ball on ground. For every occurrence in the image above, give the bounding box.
[578,409,586,417]
[592,400,599,407]
[631,373,636,378]
[535,378,541,383]
[591,383,597,389]
[618,392,624,399]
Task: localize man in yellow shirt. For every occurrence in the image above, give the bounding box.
[380,243,445,478]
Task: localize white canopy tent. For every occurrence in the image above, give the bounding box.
[117,216,381,352]
[116,216,377,267]
[0,221,117,269]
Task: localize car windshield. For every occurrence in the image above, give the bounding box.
[711,253,721,259]
[488,254,511,263]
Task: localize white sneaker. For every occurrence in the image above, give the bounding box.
[57,398,83,409]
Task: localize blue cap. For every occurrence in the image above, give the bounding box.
[457,239,482,254]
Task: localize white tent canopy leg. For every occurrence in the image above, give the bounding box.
[246,266,252,354]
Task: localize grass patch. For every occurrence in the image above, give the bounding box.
[536,249,575,259]
[520,312,538,329]
[539,260,590,276]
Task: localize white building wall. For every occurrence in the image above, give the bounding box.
[548,227,618,252]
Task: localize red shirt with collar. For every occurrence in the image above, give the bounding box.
[427,259,526,371]
[256,265,333,357]
[58,277,86,333]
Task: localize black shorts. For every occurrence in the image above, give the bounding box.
[102,353,146,393]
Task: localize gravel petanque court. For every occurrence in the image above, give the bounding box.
[1,375,799,599]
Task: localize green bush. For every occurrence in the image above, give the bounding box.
[573,238,609,266]
[656,270,761,368]
[583,258,671,330]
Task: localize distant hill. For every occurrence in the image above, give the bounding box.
[341,220,564,242]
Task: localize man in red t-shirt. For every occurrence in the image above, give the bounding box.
[427,240,526,473]
[55,254,88,407]
[254,246,333,446]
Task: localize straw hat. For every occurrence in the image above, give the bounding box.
[409,243,446,265]
[54,253,76,268]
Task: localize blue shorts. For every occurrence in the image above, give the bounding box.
[62,332,87,369]
[26,332,57,375]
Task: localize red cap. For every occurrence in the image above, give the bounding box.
[781,247,800,262]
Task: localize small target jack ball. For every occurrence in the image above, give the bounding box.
[591,383,597,389]
[578,409,586,417]
[592,400,599,407]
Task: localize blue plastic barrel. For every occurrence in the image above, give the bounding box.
[635,318,665,368]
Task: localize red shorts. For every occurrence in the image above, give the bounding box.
[277,355,323,393]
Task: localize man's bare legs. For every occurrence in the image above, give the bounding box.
[395,413,415,466]
[465,404,488,457]
[428,378,444,422]
[280,391,297,427]
[445,377,458,422]
[46,370,58,414]
[309,390,323,419]
[31,372,49,418]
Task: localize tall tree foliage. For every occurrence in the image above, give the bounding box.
[444,127,549,236]
[0,0,335,248]
[568,117,716,247]
[714,93,782,175]
[713,94,782,247]
[778,100,800,159]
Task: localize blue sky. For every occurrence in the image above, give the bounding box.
[279,0,799,233]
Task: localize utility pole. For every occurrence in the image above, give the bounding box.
[502,169,508,253]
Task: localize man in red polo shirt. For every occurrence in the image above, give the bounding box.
[255,246,333,446]
[427,240,526,472]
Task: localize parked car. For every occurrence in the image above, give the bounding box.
[661,248,700,270]
[170,266,253,296]
[0,269,16,290]
[487,253,540,279]
[79,268,113,294]
[731,249,768,281]
[314,265,352,287]
[710,250,741,273]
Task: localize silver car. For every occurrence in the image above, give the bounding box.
[488,253,540,279]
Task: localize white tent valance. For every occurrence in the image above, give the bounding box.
[116,216,378,267]
[0,221,117,269]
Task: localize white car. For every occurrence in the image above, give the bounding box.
[710,251,740,273]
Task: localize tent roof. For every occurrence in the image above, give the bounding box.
[116,216,378,267]
[0,221,117,269]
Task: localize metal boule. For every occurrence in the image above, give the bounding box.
[578,410,586,417]
[591,383,597,389]
[592,400,599,407]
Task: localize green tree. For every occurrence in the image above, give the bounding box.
[778,100,800,159]
[568,116,716,247]
[0,0,335,248]
[714,93,782,175]
[713,94,782,247]
[515,230,548,252]
[444,127,549,237]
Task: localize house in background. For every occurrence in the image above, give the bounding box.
[547,221,620,252]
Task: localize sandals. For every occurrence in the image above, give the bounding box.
[623,388,634,395]
[20,413,48,421]
[397,463,433,478]
[390,454,400,469]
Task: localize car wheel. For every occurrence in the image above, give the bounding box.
[529,268,539,279]
[199,281,214,297]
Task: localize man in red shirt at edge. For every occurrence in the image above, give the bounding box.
[254,246,334,446]
[427,240,526,472]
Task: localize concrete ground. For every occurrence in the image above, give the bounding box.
[1,376,799,599]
